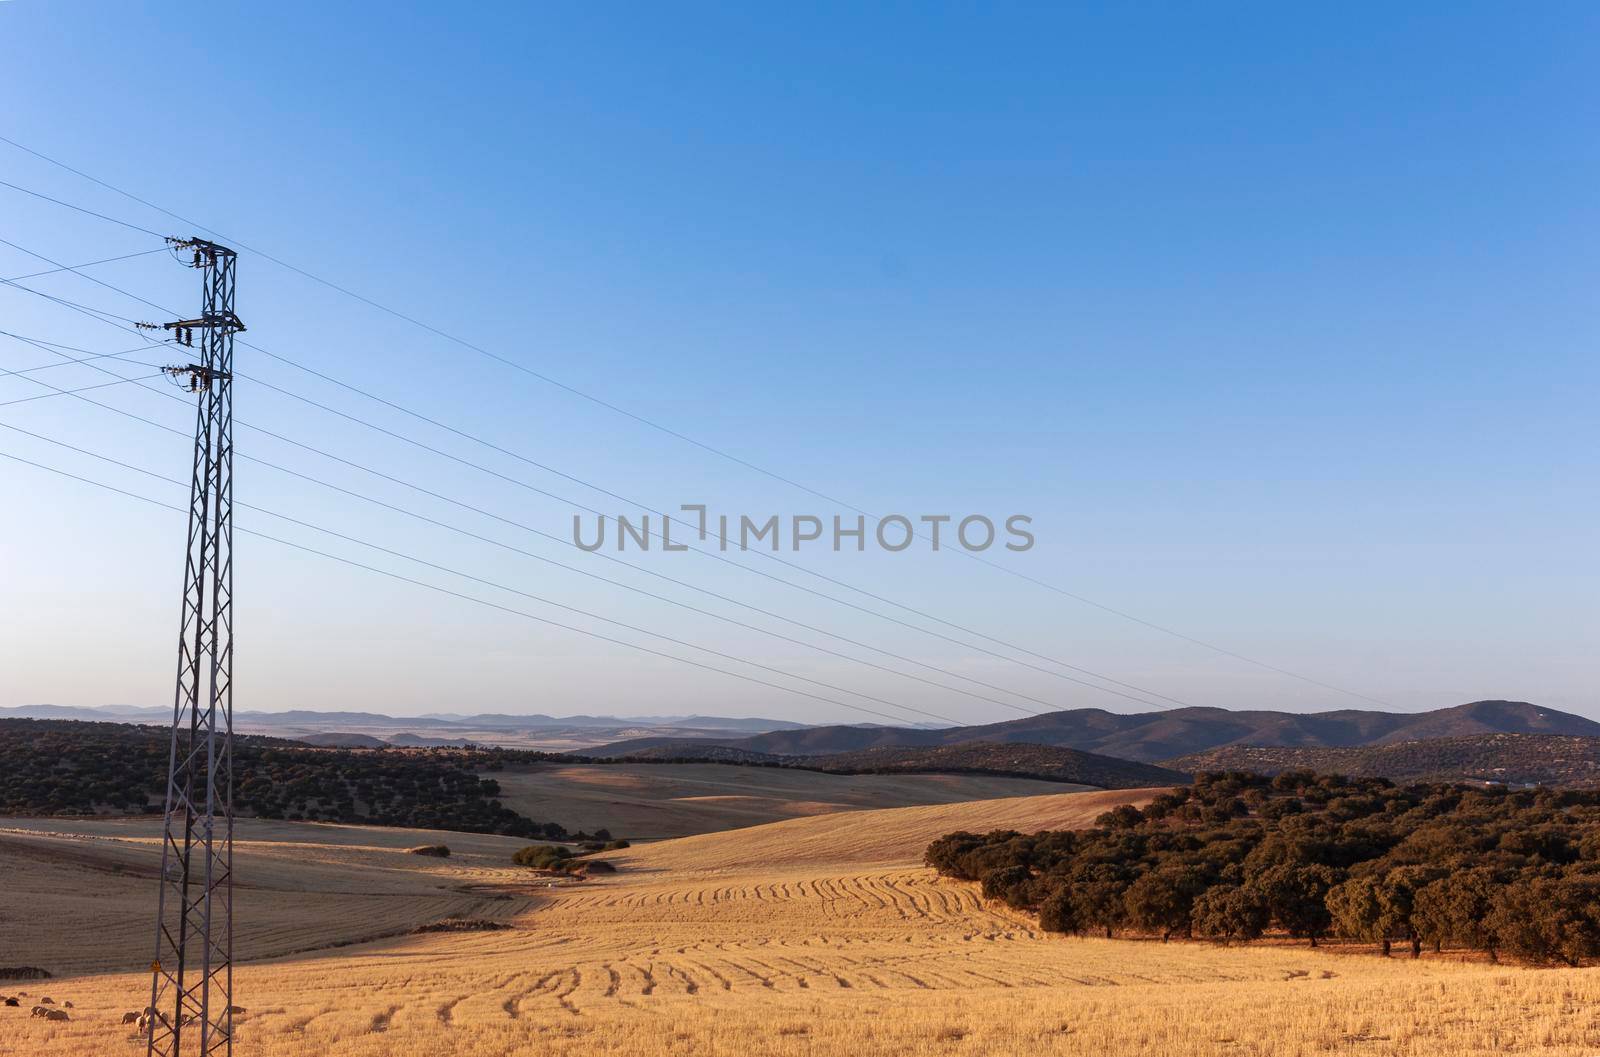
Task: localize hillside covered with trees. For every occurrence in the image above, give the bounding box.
[927,770,1600,965]
[0,719,574,838]
[1164,734,1600,788]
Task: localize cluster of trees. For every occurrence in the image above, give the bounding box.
[926,771,1600,966]
[0,719,573,839]
[512,842,619,876]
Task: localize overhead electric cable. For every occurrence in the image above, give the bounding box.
[0,141,1400,707]
[0,444,973,729]
[0,176,166,238]
[0,404,1061,717]
[0,247,166,284]
[0,273,146,327]
[0,258,1192,712]
[0,332,1129,717]
[0,164,1395,703]
[0,329,167,374]
[0,373,165,407]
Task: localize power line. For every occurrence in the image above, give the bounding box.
[0,392,1049,719]
[235,344,1203,708]
[0,138,1398,708]
[0,237,1200,712]
[0,329,174,405]
[0,444,969,729]
[238,364,1193,705]
[0,247,167,284]
[0,329,168,373]
[0,271,146,327]
[0,372,166,407]
[0,176,166,238]
[0,338,1062,729]
[0,249,1203,709]
[0,337,1095,717]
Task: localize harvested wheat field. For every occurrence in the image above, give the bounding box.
[8,788,1600,1056]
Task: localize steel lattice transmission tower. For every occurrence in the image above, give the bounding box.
[142,237,245,1057]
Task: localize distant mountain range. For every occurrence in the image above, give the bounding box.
[0,705,812,750]
[14,701,1596,780]
[590,701,1600,764]
[0,704,809,732]
[12,700,1600,791]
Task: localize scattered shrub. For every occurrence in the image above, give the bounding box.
[411,918,511,934]
[512,843,622,877]
[512,844,573,870]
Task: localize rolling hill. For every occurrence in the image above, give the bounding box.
[607,785,1162,872]
[605,740,1186,788]
[1164,733,1600,787]
[485,761,1092,840]
[296,731,388,747]
[591,700,1600,763]
[798,741,1187,786]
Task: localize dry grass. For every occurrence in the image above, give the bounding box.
[8,787,1600,1056]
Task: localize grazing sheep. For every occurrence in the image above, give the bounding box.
[37,997,53,1005]
[63,1001,73,1008]
[3,997,17,1007]
[43,1008,69,1022]
[122,1011,141,1024]
[227,1005,246,1014]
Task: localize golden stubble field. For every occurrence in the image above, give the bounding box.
[7,787,1600,1057]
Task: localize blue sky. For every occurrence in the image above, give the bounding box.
[0,2,1594,723]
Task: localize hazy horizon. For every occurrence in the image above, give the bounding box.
[1,694,1576,725]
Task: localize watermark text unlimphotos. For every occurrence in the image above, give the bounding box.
[574,505,1033,553]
